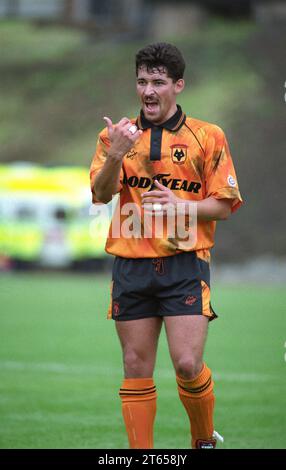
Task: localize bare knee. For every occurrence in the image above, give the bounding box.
[123,348,154,378]
[175,357,203,380]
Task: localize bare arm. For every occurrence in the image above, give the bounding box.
[196,196,232,221]
[93,150,123,204]
[94,117,142,204]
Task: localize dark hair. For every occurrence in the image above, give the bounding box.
[136,42,185,82]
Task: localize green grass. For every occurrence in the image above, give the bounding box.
[0,21,83,65]
[0,273,285,449]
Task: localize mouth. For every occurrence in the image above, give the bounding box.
[144,100,159,114]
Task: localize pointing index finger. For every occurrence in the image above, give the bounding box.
[154,180,168,190]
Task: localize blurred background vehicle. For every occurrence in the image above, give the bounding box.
[0,162,110,270]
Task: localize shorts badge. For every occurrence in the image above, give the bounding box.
[113,301,120,316]
[185,295,197,306]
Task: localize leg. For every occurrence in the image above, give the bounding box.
[116,317,163,378]
[164,315,216,448]
[116,317,162,448]
[164,315,208,379]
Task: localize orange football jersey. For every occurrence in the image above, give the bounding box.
[90,106,242,259]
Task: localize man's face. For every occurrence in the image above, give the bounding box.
[136,65,184,125]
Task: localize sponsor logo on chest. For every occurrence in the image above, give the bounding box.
[122,173,201,193]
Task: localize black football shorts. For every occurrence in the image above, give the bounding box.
[108,251,217,321]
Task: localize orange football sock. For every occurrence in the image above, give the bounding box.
[119,377,157,449]
[176,363,215,448]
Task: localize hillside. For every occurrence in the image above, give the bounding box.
[0,19,285,261]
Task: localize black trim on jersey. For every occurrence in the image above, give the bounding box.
[136,105,186,132]
[150,127,163,161]
[137,105,186,161]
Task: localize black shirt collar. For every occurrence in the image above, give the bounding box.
[136,105,186,131]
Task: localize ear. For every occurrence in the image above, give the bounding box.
[175,79,185,95]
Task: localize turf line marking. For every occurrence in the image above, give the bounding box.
[0,360,277,382]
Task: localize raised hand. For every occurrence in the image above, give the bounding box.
[103,116,142,159]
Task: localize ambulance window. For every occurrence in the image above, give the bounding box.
[54,208,68,221]
[16,207,35,220]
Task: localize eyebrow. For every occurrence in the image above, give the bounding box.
[137,77,167,82]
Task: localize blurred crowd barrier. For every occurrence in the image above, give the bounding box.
[0,162,110,271]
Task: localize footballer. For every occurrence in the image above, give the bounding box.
[90,43,242,448]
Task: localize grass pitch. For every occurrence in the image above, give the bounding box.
[0,272,285,449]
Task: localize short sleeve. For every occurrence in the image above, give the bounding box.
[204,125,243,213]
[90,130,123,203]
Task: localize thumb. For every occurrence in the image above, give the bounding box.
[135,129,143,139]
[103,116,113,134]
[154,179,167,190]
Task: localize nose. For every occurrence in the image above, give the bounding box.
[144,82,155,96]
